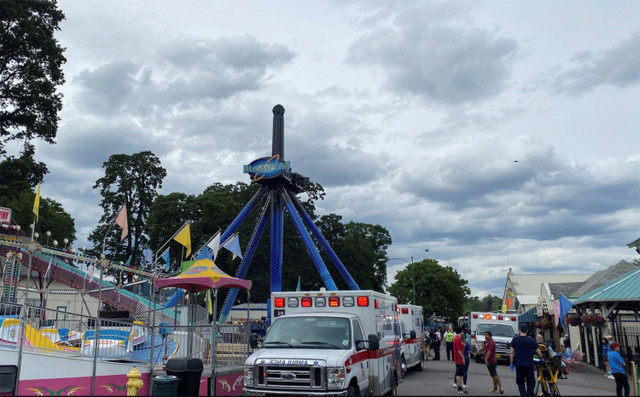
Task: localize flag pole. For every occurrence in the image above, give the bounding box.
[101,202,126,255]
[93,201,125,396]
[153,221,190,267]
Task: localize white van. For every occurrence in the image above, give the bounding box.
[397,304,424,376]
[469,312,518,363]
[243,290,401,396]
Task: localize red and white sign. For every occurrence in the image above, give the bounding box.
[0,207,11,224]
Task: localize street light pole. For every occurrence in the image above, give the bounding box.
[410,256,415,305]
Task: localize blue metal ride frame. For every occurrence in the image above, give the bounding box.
[219,185,269,244]
[270,188,284,292]
[279,186,338,290]
[287,190,360,290]
[218,194,272,324]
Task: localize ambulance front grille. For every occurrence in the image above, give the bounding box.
[256,365,325,390]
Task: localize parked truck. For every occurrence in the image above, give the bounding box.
[397,304,424,376]
[244,290,401,396]
[468,312,518,363]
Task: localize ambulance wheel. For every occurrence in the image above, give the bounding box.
[416,354,424,371]
[347,384,359,396]
[401,356,407,378]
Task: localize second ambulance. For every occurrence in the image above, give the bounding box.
[397,304,424,376]
[244,289,401,396]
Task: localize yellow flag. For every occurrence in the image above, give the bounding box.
[207,289,213,315]
[501,303,507,314]
[173,224,191,258]
[33,184,41,221]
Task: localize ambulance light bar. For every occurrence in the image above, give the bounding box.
[272,294,374,310]
[472,313,518,321]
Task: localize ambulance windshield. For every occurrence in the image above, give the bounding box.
[263,317,351,349]
[477,323,516,338]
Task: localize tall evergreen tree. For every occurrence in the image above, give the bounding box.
[88,151,166,275]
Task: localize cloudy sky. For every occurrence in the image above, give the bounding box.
[25,0,640,297]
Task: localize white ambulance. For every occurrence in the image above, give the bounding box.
[244,290,401,396]
[397,304,424,377]
[468,312,518,363]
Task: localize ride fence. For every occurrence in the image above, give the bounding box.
[621,325,640,365]
[151,312,254,367]
[1,300,254,368]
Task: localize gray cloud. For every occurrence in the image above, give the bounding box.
[345,3,519,104]
[71,35,296,119]
[534,32,640,95]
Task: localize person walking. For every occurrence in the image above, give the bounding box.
[453,327,468,394]
[480,331,504,394]
[450,331,471,390]
[429,328,441,360]
[510,323,542,397]
[444,325,455,361]
[608,342,630,396]
[602,336,612,378]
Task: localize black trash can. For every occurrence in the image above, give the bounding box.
[165,358,204,396]
[152,375,178,396]
[184,358,204,396]
[165,358,187,394]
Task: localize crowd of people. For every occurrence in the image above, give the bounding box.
[421,322,630,397]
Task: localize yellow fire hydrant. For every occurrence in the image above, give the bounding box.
[126,366,144,396]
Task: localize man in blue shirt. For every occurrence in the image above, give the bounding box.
[608,342,629,396]
[510,323,542,396]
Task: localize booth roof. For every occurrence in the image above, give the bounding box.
[154,258,251,292]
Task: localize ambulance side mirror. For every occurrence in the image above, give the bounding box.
[367,334,380,351]
[249,333,261,349]
[410,330,416,339]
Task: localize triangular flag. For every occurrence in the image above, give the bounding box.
[160,248,170,271]
[115,204,128,241]
[124,256,132,267]
[222,234,243,260]
[45,257,53,279]
[553,299,560,326]
[558,294,574,326]
[173,224,191,258]
[501,303,507,314]
[296,276,301,291]
[33,183,41,221]
[206,231,221,260]
[196,247,211,260]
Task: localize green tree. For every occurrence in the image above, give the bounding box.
[464,294,502,313]
[4,188,75,244]
[0,0,66,158]
[0,146,48,200]
[145,181,391,305]
[88,151,166,273]
[388,259,470,320]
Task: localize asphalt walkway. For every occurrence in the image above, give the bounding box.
[399,350,620,395]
